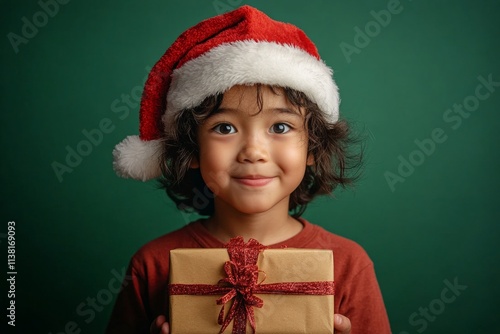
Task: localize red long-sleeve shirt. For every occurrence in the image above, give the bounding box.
[106,219,391,333]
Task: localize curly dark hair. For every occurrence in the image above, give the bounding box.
[159,85,363,218]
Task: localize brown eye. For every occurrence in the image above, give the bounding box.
[213,123,236,134]
[270,123,291,134]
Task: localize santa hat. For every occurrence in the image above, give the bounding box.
[113,5,340,181]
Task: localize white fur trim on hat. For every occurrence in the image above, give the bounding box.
[164,40,339,129]
[112,135,163,181]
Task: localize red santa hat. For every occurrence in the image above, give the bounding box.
[113,5,340,181]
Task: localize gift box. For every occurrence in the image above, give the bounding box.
[169,237,334,334]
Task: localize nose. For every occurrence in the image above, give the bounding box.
[236,134,269,163]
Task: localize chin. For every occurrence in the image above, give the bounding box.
[235,205,272,215]
[232,200,282,216]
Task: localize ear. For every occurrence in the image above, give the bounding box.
[306,152,314,166]
[190,156,200,169]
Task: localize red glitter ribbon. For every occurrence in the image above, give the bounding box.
[169,237,335,334]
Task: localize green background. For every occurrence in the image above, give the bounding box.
[2,0,499,333]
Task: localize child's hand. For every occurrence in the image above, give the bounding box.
[334,314,351,334]
[150,315,169,334]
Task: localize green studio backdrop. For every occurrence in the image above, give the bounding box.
[1,0,499,333]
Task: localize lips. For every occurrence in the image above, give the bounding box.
[234,176,274,187]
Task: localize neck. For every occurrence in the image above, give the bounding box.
[203,199,303,246]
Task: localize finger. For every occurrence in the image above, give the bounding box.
[150,315,167,334]
[334,314,351,334]
[160,321,170,334]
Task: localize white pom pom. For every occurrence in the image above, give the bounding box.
[112,136,163,181]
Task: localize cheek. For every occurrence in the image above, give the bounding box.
[200,139,233,165]
[199,162,229,196]
[273,140,309,171]
[198,141,232,191]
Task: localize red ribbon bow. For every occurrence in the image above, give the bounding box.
[215,237,267,333]
[169,237,334,334]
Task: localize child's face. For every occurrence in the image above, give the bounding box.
[193,85,314,216]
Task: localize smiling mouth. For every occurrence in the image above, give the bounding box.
[234,176,274,187]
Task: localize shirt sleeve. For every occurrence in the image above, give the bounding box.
[339,263,392,334]
[105,262,151,334]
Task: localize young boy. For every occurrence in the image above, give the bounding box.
[108,5,391,334]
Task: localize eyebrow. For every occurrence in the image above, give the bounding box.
[213,107,303,118]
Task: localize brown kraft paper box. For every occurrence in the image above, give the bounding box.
[169,247,334,334]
